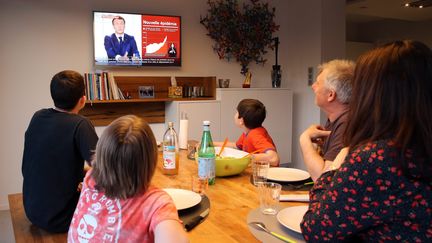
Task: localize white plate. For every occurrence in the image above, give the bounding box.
[277,205,309,233]
[163,188,202,210]
[267,168,310,182]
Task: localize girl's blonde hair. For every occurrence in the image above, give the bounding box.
[91,115,158,199]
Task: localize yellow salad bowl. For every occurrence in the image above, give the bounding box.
[195,147,250,177]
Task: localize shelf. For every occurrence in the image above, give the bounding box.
[82,101,166,126]
[85,97,215,104]
[81,76,216,126]
[86,98,171,103]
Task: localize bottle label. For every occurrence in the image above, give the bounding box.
[163,151,176,169]
[198,157,215,183]
[163,145,175,151]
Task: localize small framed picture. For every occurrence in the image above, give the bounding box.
[138,86,155,98]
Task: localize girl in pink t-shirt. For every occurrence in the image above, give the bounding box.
[68,115,188,243]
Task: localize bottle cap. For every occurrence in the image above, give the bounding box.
[168,121,174,127]
[203,120,211,125]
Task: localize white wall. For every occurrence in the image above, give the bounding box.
[0,0,345,209]
[346,41,374,61]
[281,0,347,169]
[347,19,432,47]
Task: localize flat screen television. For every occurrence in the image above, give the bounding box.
[93,11,181,67]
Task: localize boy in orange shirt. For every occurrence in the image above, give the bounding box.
[222,99,279,166]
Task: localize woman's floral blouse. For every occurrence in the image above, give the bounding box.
[301,140,432,242]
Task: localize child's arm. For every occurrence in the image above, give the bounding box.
[252,150,280,167]
[154,219,189,243]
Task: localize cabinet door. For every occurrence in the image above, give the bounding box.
[178,102,221,141]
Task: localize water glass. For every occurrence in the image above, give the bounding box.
[258,182,282,215]
[252,160,270,186]
[192,86,199,97]
[192,175,208,195]
[199,86,205,97]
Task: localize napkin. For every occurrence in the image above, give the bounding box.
[279,194,309,202]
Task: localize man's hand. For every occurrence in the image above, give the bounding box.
[118,52,129,62]
[131,53,140,63]
[300,125,331,142]
[299,125,332,181]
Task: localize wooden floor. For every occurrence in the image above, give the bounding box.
[0,209,15,243]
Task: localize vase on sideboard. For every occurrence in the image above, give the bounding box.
[271,65,281,88]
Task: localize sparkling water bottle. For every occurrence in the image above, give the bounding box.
[198,121,215,185]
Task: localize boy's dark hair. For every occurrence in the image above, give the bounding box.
[91,115,158,199]
[50,70,85,110]
[237,99,266,129]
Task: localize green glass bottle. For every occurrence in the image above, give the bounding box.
[198,120,215,185]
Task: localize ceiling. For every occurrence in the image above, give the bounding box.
[346,0,432,23]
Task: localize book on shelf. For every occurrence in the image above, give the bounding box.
[84,72,123,101]
[107,72,120,100]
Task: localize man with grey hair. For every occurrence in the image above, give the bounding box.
[300,59,355,181]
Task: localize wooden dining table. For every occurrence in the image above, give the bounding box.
[9,150,308,243]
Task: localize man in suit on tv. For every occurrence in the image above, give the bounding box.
[104,16,140,63]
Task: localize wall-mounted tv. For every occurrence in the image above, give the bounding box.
[93,11,181,67]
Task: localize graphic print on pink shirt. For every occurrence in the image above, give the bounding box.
[69,188,122,243]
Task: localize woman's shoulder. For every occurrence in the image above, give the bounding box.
[352,139,395,154]
[345,140,397,170]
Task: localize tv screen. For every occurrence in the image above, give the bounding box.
[93,11,181,67]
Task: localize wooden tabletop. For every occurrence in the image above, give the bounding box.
[9,150,308,243]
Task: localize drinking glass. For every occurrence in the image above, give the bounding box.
[192,175,208,195]
[258,182,282,215]
[252,160,270,186]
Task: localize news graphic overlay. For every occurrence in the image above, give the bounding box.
[141,15,181,66]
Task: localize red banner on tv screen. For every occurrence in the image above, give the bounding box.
[141,15,181,65]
